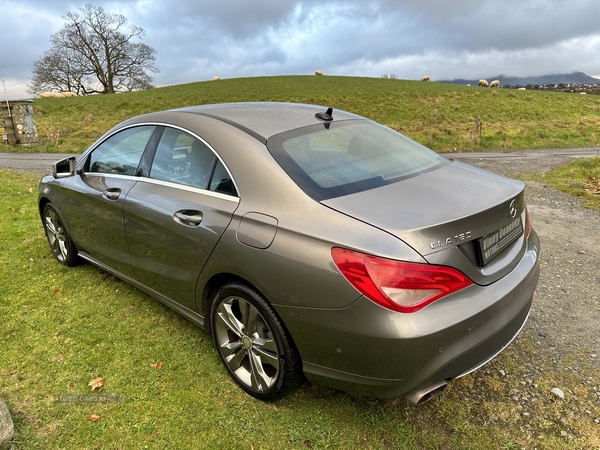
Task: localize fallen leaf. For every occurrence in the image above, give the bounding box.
[28,187,33,193]
[53,289,60,294]
[150,363,163,369]
[57,354,64,361]
[69,382,77,388]
[90,414,100,421]
[29,258,34,263]
[88,377,105,391]
[583,177,600,195]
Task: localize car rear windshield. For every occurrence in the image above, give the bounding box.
[267,120,448,200]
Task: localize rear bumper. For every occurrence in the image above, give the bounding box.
[276,230,540,400]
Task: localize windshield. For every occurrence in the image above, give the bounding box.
[267,120,448,200]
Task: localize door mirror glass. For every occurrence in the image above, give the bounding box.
[52,157,77,179]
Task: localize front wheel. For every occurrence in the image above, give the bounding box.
[210,282,304,400]
[42,203,79,266]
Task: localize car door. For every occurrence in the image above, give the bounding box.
[122,127,239,311]
[60,125,158,273]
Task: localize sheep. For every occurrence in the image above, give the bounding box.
[517,87,526,91]
[315,70,323,76]
[39,91,77,98]
[479,79,489,87]
[40,91,65,98]
[490,80,500,88]
[213,76,220,81]
[466,84,471,87]
[421,75,430,81]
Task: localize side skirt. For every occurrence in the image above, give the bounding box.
[78,252,206,328]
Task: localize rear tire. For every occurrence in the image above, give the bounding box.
[210,282,304,400]
[42,203,79,266]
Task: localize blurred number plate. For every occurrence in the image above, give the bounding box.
[478,217,523,265]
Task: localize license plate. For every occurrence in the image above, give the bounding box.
[478,217,523,265]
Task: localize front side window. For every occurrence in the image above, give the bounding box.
[267,120,447,200]
[88,126,155,175]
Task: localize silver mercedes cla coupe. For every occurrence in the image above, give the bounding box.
[38,102,540,404]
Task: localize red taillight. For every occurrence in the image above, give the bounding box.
[525,207,532,238]
[331,248,473,313]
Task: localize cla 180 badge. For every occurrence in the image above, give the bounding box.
[430,231,472,250]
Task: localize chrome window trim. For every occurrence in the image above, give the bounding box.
[77,121,241,198]
[80,171,240,203]
[80,173,140,182]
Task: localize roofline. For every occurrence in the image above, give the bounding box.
[186,111,267,144]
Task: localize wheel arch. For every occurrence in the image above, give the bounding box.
[38,196,52,219]
[199,272,297,351]
[200,272,253,333]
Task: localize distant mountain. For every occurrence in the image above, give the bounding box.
[440,71,600,86]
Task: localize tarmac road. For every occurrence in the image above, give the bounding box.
[1,147,598,174]
[0,152,77,173]
[444,147,600,176]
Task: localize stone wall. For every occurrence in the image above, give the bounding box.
[1,100,39,146]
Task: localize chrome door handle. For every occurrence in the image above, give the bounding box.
[102,188,121,201]
[173,210,203,227]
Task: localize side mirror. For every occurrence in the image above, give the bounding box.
[52,156,77,179]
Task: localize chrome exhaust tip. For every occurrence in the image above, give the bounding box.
[404,380,448,405]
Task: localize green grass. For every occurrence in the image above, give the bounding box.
[538,157,600,211]
[3,75,600,153]
[2,76,600,447]
[1,169,599,449]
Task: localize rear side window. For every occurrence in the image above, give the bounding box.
[149,127,238,196]
[267,120,447,200]
[150,128,216,189]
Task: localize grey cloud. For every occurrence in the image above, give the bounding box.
[2,0,600,100]
[378,0,600,52]
[136,1,309,39]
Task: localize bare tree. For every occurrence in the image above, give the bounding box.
[30,46,89,95]
[28,4,158,95]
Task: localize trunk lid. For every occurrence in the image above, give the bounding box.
[321,161,527,285]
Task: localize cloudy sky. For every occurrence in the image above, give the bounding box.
[2,0,600,99]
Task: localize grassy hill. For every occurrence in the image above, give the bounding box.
[6,75,600,153]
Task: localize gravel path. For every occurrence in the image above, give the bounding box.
[442,150,600,446]
[449,151,600,362]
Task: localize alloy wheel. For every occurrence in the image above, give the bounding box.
[44,207,68,263]
[213,295,281,392]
